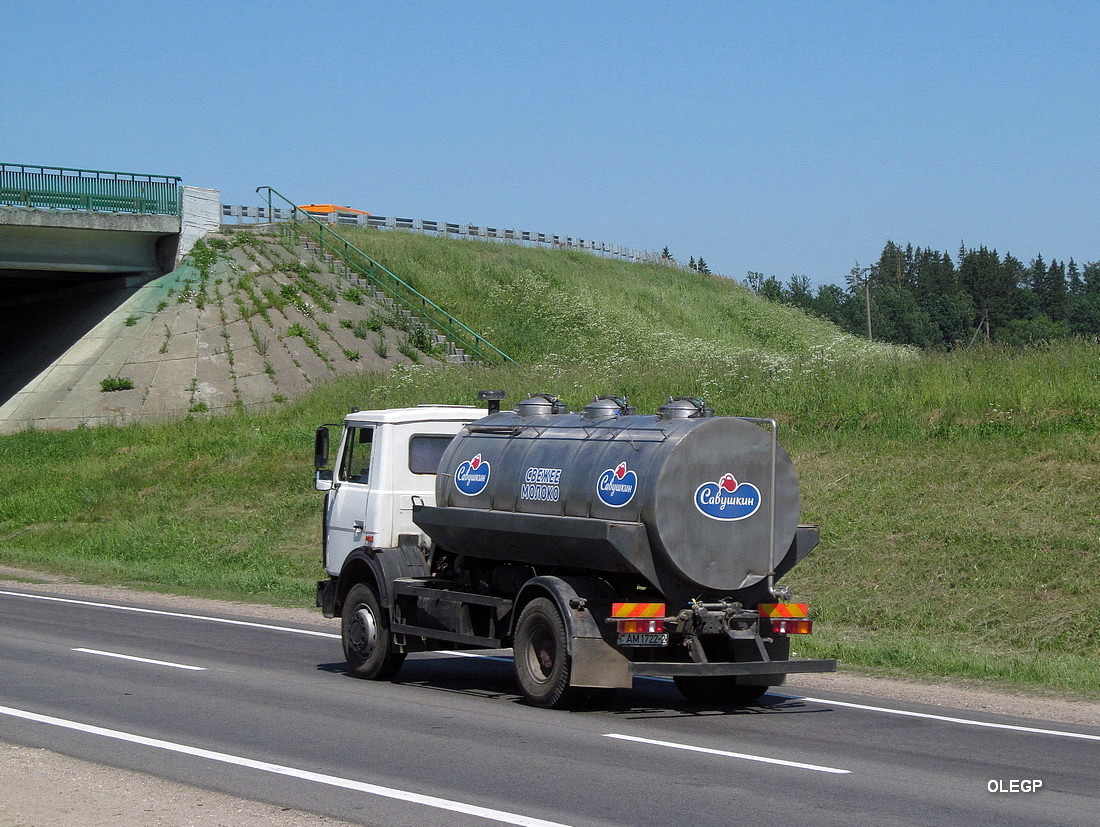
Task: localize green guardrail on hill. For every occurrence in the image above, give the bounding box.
[256,186,516,366]
[0,163,182,216]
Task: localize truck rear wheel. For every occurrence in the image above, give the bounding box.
[674,676,768,705]
[342,582,405,680]
[514,597,572,708]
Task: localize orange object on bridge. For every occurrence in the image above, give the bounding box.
[298,204,371,216]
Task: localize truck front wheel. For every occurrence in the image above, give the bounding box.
[342,582,405,680]
[514,597,572,708]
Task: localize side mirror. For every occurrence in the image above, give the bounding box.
[315,469,334,491]
[314,426,330,469]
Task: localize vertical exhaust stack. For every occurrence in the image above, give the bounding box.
[477,389,506,415]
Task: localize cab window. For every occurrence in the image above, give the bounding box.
[409,435,453,474]
[338,426,373,483]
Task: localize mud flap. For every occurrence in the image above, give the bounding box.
[569,636,632,689]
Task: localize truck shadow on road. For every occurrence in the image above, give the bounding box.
[317,654,831,719]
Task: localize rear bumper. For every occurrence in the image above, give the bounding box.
[630,658,836,678]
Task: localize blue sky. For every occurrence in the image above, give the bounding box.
[5,1,1098,285]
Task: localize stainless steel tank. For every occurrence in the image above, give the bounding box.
[419,395,804,601]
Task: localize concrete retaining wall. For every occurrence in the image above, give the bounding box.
[176,186,221,266]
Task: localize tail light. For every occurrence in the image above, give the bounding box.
[616,618,666,634]
[612,602,666,634]
[758,603,812,635]
[767,617,813,635]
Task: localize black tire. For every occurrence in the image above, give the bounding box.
[342,582,406,680]
[674,676,769,705]
[514,597,572,708]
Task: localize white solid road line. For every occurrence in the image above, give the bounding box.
[771,693,1100,742]
[0,704,570,827]
[604,733,851,774]
[0,590,340,639]
[72,648,206,671]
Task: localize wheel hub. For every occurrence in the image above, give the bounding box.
[528,628,555,680]
[349,606,378,656]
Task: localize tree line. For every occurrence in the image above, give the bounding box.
[746,241,1100,348]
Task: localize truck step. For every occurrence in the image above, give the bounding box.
[391,623,502,650]
[392,577,513,609]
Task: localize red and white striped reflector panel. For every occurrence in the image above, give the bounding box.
[611,602,666,618]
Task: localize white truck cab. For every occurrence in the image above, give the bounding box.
[315,405,480,578]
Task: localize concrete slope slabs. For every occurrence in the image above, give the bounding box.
[0,228,443,433]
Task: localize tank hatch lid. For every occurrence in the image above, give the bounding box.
[658,397,714,419]
[582,395,637,419]
[514,393,569,416]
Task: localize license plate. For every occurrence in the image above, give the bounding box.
[618,632,669,647]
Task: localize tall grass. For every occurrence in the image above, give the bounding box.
[334,227,903,365]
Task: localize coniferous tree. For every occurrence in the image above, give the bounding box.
[960,247,1016,337]
[1084,262,1100,294]
[1068,279,1100,335]
[697,258,710,275]
[1004,254,1039,322]
[913,249,973,347]
[873,241,907,288]
[1039,259,1068,321]
[1026,254,1046,291]
[1068,259,1083,295]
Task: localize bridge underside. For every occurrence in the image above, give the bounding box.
[0,209,180,275]
[0,207,182,415]
[0,278,140,409]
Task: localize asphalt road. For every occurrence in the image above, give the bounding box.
[1,587,1097,826]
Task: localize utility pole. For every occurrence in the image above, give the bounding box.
[865,278,872,340]
[850,263,873,341]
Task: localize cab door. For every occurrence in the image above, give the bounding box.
[324,424,377,575]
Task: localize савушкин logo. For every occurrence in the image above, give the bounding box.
[454,453,490,496]
[694,473,760,520]
[596,461,637,507]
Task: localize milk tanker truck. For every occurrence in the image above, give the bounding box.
[313,391,835,708]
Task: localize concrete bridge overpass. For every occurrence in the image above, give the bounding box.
[0,164,219,419]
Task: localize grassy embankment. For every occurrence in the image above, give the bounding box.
[1,228,1097,696]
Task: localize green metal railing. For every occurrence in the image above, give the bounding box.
[257,186,516,366]
[0,163,181,215]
